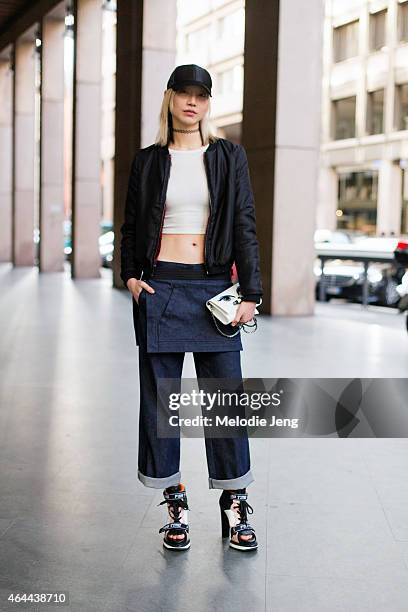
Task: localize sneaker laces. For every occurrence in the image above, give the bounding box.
[157,484,189,525]
[231,498,254,525]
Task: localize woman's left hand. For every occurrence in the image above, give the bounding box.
[231,301,257,326]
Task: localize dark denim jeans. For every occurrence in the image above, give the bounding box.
[136,261,254,490]
[137,344,254,490]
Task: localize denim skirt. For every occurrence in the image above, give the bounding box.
[133,261,243,353]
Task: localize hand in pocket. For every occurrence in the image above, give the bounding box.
[126,278,155,305]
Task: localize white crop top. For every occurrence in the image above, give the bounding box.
[162,144,210,234]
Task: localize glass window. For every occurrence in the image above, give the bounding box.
[233,64,243,91]
[186,25,210,52]
[370,9,387,51]
[337,171,378,234]
[333,20,359,62]
[217,15,225,38]
[216,10,244,42]
[333,96,356,140]
[367,89,384,134]
[396,83,408,130]
[214,66,242,94]
[398,1,408,42]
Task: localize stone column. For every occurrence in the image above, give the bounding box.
[377,159,402,236]
[40,5,65,272]
[112,0,177,288]
[71,0,103,278]
[244,0,325,315]
[13,34,36,266]
[0,50,13,262]
[140,0,177,146]
[317,165,338,231]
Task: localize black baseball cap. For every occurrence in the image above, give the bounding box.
[167,64,212,97]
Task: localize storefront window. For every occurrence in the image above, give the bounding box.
[337,170,378,234]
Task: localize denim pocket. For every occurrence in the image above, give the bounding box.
[156,283,221,342]
[145,281,174,319]
[143,278,243,352]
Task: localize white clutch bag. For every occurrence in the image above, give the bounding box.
[206,282,262,337]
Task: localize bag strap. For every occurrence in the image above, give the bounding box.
[242,319,258,334]
[210,312,241,337]
[210,312,258,338]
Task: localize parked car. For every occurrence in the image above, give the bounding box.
[99,222,114,268]
[314,260,400,305]
[315,235,405,306]
[313,229,365,244]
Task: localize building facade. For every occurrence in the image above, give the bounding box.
[318,0,408,237]
[176,0,245,142]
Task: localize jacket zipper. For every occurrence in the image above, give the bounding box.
[203,152,213,275]
[152,154,172,274]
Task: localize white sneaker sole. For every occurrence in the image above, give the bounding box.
[229,540,258,551]
[163,540,191,550]
[224,509,258,550]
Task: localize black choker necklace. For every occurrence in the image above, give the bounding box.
[173,128,200,133]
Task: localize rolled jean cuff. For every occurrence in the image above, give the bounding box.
[138,469,181,489]
[208,468,254,490]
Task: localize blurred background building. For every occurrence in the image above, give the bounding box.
[175,0,245,143]
[318,0,408,237]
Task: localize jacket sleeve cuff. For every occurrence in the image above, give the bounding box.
[121,268,143,288]
[241,294,263,304]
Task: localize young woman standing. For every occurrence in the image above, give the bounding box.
[120,64,263,551]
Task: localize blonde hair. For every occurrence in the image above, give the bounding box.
[155,88,220,147]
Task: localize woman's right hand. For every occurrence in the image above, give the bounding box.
[126,278,155,304]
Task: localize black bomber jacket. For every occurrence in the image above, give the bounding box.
[120,136,263,302]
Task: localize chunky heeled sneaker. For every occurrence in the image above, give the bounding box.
[219,488,258,551]
[157,483,190,550]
